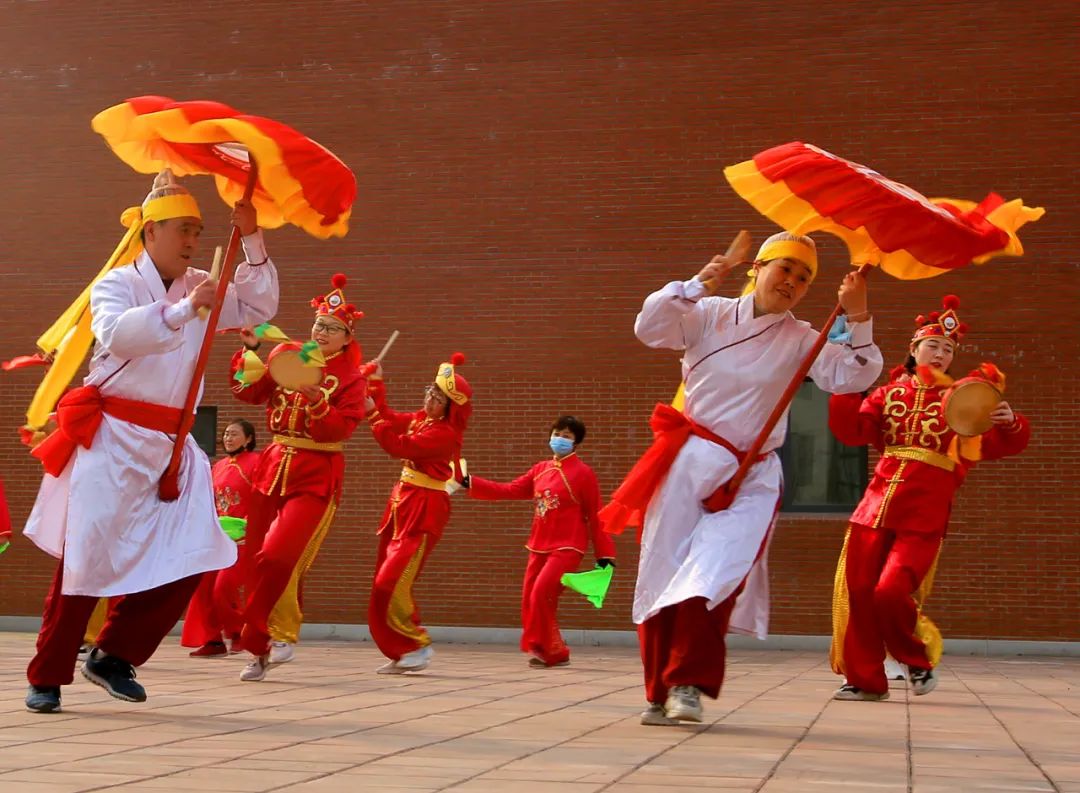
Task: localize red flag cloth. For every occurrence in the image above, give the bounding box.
[32,386,183,478]
[599,403,767,537]
[2,354,50,371]
[0,477,11,539]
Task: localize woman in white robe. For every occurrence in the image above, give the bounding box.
[628,232,883,726]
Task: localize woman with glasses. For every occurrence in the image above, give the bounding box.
[363,353,472,674]
[228,274,367,683]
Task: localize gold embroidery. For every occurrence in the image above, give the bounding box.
[873,458,908,529]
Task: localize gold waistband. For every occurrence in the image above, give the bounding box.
[883,445,955,472]
[273,434,344,453]
[399,466,449,492]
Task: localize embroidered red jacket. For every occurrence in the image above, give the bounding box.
[229,348,366,499]
[469,453,616,558]
[829,376,1030,534]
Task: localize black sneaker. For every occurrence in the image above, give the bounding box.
[81,649,146,702]
[25,684,62,713]
[908,666,938,696]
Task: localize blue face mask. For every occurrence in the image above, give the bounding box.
[550,436,575,456]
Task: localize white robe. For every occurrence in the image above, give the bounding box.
[24,234,279,596]
[632,279,883,633]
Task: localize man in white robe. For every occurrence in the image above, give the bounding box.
[24,171,279,713]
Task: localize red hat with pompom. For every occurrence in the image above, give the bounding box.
[912,294,968,345]
[434,352,472,405]
[310,273,364,331]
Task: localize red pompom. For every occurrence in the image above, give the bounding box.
[957,322,969,336]
[914,314,926,326]
[310,298,321,309]
[451,352,466,366]
[354,310,364,320]
[331,273,348,289]
[928,311,941,322]
[942,294,961,310]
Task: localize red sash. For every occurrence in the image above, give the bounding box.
[599,403,767,537]
[32,386,183,477]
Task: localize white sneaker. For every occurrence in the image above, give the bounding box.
[834,683,890,701]
[884,656,907,681]
[664,685,703,722]
[269,641,295,665]
[376,659,406,675]
[396,645,433,672]
[240,654,271,682]
[909,666,938,696]
[640,702,679,726]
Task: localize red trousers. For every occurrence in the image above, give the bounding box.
[237,489,336,656]
[180,544,249,648]
[369,528,439,660]
[638,592,742,703]
[28,560,200,687]
[843,522,943,694]
[521,549,583,665]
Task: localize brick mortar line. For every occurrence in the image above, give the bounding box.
[975,657,1080,721]
[750,658,834,793]
[589,656,825,791]
[947,665,1063,793]
[63,667,640,791]
[429,669,768,790]
[2,664,621,775]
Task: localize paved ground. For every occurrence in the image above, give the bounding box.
[0,632,1076,792]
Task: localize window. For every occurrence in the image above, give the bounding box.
[191,405,218,460]
[779,380,867,513]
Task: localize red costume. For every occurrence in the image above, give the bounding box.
[469,453,616,665]
[232,275,366,660]
[366,354,470,664]
[829,296,1030,696]
[0,477,11,551]
[180,450,260,651]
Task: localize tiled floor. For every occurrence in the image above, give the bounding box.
[0,632,1076,792]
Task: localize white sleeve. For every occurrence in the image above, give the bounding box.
[90,273,189,359]
[806,317,884,394]
[217,230,280,329]
[634,278,711,350]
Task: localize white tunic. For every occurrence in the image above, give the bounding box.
[24,234,279,596]
[632,279,883,633]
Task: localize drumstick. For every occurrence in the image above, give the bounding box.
[197,246,224,320]
[703,230,752,294]
[374,330,400,362]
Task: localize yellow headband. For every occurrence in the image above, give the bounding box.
[142,193,201,223]
[755,240,818,279]
[23,191,202,432]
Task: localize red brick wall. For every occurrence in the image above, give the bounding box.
[1,1,1076,641]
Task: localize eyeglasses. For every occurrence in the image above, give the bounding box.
[313,320,347,335]
[424,385,449,403]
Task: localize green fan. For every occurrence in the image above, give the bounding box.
[219,516,247,542]
[560,565,614,609]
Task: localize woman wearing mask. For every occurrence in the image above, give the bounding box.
[463,415,616,668]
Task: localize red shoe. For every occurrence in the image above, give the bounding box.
[189,641,228,658]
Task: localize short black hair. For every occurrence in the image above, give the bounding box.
[551,415,586,445]
[227,418,258,452]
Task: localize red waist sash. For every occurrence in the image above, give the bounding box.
[32,386,183,477]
